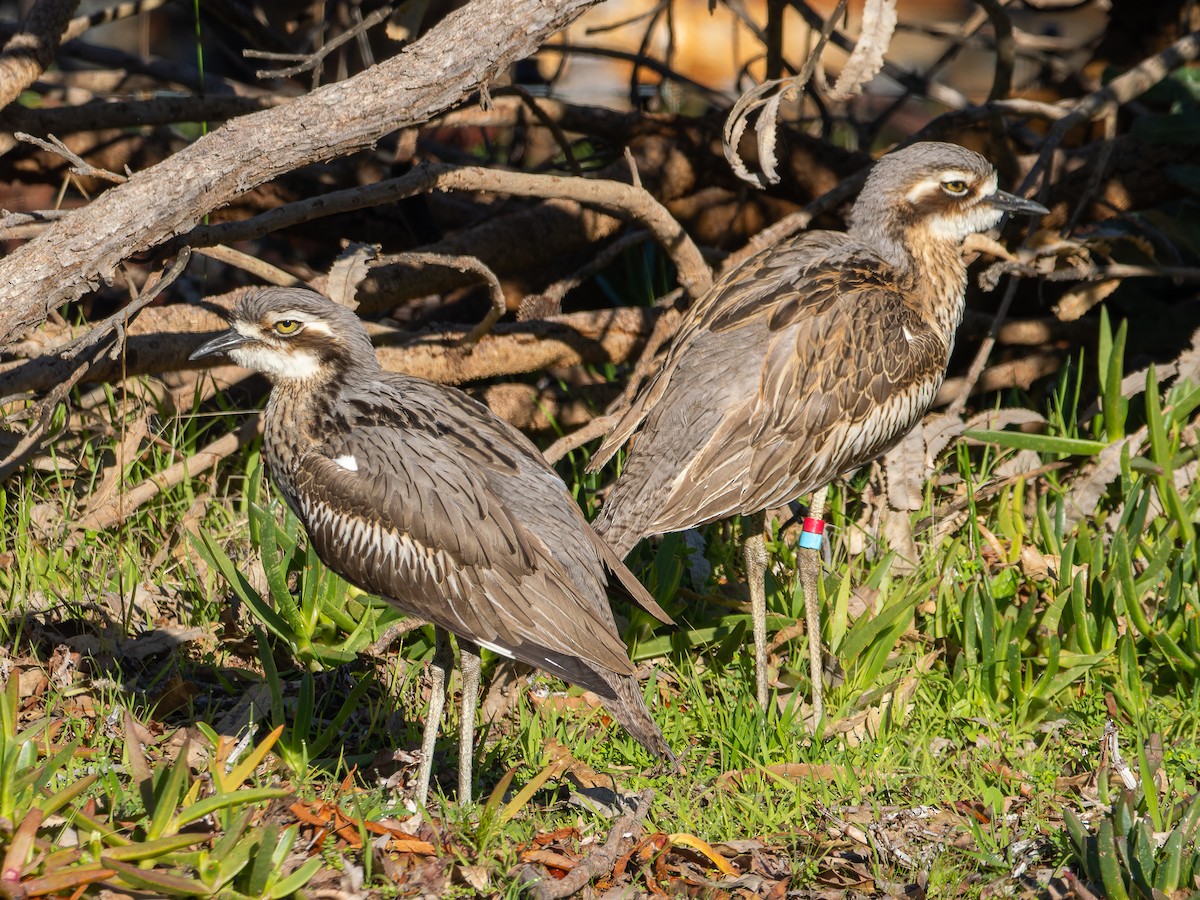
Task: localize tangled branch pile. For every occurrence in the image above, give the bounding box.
[1,0,1198,529]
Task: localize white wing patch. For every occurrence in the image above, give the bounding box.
[902,325,915,343]
[476,639,516,660]
[333,454,359,472]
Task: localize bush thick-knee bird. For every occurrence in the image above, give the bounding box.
[588,142,1047,719]
[191,287,674,804]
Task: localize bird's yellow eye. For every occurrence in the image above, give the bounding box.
[273,319,301,335]
[942,180,968,195]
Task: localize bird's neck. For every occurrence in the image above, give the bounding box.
[905,232,970,341]
[868,227,970,343]
[262,374,344,483]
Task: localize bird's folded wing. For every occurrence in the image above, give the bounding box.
[293,425,637,677]
[589,237,861,474]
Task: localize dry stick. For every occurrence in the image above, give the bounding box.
[538,43,731,103]
[0,0,80,109]
[30,0,171,48]
[0,249,190,482]
[627,1,668,108]
[519,229,652,320]
[973,0,1018,178]
[6,94,284,137]
[979,261,1200,287]
[1066,109,1117,234]
[948,27,1200,411]
[542,413,619,465]
[867,2,991,142]
[183,162,712,301]
[42,36,261,97]
[14,131,126,182]
[376,251,506,347]
[72,416,262,533]
[244,4,394,79]
[936,351,1064,406]
[0,210,68,240]
[192,246,305,287]
[785,0,965,109]
[530,788,655,900]
[0,304,657,398]
[493,84,583,178]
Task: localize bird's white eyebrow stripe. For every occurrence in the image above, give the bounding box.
[905,170,981,203]
[333,454,359,471]
[937,169,974,183]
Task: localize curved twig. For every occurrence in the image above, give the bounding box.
[529,789,655,900]
[183,162,712,302]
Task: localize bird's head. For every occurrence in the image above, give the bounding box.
[848,141,1047,253]
[189,287,379,382]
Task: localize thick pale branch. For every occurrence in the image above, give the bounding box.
[0,0,606,349]
[0,301,659,395]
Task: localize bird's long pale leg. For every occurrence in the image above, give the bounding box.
[457,642,481,805]
[744,509,770,710]
[416,627,452,806]
[799,486,828,727]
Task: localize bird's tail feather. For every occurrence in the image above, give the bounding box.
[595,667,675,763]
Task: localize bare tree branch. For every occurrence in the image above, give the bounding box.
[0,0,607,350]
[0,0,80,109]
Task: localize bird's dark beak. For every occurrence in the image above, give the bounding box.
[190,327,250,361]
[987,189,1049,216]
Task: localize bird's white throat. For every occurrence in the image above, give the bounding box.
[230,343,322,381]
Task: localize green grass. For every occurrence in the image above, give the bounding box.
[3,308,1200,896]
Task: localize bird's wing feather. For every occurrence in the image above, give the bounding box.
[290,413,636,679]
[395,381,675,626]
[599,239,946,532]
[590,233,849,473]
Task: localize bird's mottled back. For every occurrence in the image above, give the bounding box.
[590,141,1045,556]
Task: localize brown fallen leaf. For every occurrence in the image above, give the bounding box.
[521,848,579,873]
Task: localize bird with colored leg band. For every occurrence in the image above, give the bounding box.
[587,142,1047,724]
[799,518,825,551]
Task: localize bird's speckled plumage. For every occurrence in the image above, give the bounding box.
[193,288,674,761]
[590,142,1043,558]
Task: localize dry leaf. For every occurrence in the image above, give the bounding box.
[1065,427,1142,531]
[1019,545,1055,581]
[1052,278,1121,321]
[1172,326,1200,385]
[827,0,898,101]
[668,833,738,876]
[882,428,926,512]
[722,0,846,187]
[994,448,1043,480]
[325,242,378,310]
